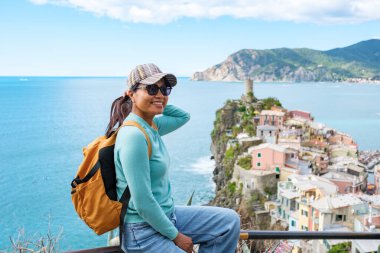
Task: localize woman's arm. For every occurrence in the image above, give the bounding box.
[154,105,190,136]
[116,126,179,240]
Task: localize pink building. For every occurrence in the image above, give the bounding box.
[259,110,286,128]
[302,139,329,152]
[328,133,358,147]
[315,154,329,172]
[249,143,286,173]
[289,110,313,121]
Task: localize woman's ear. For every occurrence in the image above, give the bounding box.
[126,90,135,103]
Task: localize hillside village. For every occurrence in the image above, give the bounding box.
[210,80,380,253]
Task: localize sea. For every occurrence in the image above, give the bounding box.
[0,77,380,251]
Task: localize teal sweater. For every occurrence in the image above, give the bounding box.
[114,105,190,240]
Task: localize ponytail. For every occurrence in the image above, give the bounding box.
[105,95,132,138]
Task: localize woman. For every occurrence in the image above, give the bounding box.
[106,63,240,253]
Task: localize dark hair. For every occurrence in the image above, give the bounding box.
[105,86,138,138]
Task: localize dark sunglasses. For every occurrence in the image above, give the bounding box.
[137,83,172,96]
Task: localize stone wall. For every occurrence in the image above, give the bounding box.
[233,164,278,195]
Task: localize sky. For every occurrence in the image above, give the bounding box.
[1,0,380,76]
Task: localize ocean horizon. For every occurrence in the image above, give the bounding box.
[1,77,380,251]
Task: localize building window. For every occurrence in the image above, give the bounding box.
[258,153,261,158]
[336,214,346,222]
[291,220,296,227]
[302,210,308,217]
[257,162,261,167]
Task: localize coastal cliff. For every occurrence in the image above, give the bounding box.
[208,93,286,252]
[192,39,380,82]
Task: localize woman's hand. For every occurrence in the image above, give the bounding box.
[173,232,194,253]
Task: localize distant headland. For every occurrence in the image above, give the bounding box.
[192,39,380,83]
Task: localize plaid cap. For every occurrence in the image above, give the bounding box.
[127,63,177,90]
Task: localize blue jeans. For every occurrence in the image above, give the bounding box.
[122,206,240,253]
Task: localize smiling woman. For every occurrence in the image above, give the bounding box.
[105,63,241,253]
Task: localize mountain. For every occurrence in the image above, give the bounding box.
[191,39,380,82]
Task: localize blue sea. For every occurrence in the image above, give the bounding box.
[1,77,380,251]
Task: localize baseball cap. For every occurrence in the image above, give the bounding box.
[127,63,177,90]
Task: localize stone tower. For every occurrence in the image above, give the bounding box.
[245,78,253,95]
[245,78,253,102]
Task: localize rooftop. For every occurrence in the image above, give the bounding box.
[311,194,364,212]
[279,188,300,199]
[288,174,338,196]
[285,117,308,126]
[248,143,287,153]
[359,194,380,207]
[322,171,356,182]
[353,239,380,253]
[289,109,311,114]
[307,121,326,130]
[260,110,285,117]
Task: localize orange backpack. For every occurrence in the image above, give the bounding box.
[70,121,151,235]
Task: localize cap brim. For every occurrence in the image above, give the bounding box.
[139,73,177,87]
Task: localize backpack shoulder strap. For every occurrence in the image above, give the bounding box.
[118,121,152,158]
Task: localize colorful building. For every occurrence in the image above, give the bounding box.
[256,125,278,144]
[328,132,358,148]
[274,175,338,232]
[259,110,286,128]
[289,110,313,121]
[249,143,286,173]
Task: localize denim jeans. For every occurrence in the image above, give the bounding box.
[121,205,241,253]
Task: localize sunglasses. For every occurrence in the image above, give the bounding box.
[136,83,172,96]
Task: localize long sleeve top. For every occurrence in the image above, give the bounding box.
[114,105,190,240]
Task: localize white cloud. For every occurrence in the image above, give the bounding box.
[29,0,49,4]
[28,0,380,24]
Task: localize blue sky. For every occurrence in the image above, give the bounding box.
[1,0,380,76]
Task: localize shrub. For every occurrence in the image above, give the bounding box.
[227,182,237,194]
[328,242,351,253]
[244,124,255,136]
[237,105,246,112]
[238,156,252,170]
[264,185,277,196]
[225,147,235,160]
[261,97,282,110]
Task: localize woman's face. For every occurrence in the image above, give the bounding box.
[129,78,169,121]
